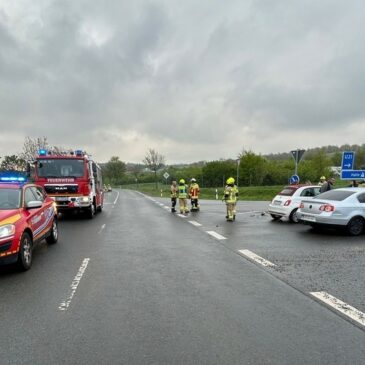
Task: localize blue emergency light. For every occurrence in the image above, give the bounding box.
[0,172,26,183]
[75,150,83,156]
[38,149,47,156]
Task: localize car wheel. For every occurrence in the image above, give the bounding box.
[347,216,364,236]
[86,203,95,219]
[17,232,33,271]
[270,214,281,221]
[46,218,58,244]
[289,208,299,223]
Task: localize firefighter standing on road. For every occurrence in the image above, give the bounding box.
[189,178,200,211]
[178,179,189,214]
[170,180,178,213]
[223,177,238,221]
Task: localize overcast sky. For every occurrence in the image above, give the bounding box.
[0,0,364,164]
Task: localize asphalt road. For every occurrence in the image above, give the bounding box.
[0,189,364,364]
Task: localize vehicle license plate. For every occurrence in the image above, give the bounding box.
[302,215,316,222]
[55,196,69,201]
[274,200,281,205]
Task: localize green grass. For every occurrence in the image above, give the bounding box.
[120,183,282,201]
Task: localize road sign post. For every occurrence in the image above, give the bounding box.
[291,149,305,175]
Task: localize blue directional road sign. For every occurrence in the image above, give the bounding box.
[289,174,300,184]
[341,170,365,180]
[341,151,355,170]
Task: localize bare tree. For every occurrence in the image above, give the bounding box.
[143,148,166,188]
[19,136,67,161]
[19,136,49,162]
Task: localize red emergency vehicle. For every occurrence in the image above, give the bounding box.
[0,174,58,270]
[33,150,103,218]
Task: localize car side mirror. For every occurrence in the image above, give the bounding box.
[26,201,42,209]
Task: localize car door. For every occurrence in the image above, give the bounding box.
[23,186,45,241]
[357,193,365,216]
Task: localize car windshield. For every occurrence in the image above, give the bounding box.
[37,159,85,178]
[0,188,21,209]
[278,187,297,196]
[315,190,356,201]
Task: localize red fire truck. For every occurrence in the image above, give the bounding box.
[33,150,104,218]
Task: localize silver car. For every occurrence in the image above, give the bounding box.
[268,185,321,223]
[297,188,365,235]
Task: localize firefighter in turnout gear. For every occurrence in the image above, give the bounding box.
[170,180,178,213]
[189,178,200,211]
[178,179,189,214]
[223,177,238,221]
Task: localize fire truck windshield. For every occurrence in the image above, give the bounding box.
[37,159,85,178]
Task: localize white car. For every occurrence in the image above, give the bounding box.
[297,188,365,235]
[268,185,321,223]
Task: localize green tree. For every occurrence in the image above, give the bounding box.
[0,155,26,171]
[103,156,126,185]
[202,160,235,187]
[239,151,267,186]
[309,150,332,180]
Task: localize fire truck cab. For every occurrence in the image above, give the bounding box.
[33,150,103,218]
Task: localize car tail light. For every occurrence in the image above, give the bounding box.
[284,199,291,206]
[319,204,335,212]
[299,202,304,208]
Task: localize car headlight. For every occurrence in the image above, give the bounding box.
[81,197,89,202]
[0,224,16,239]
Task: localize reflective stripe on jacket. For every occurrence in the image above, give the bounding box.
[189,183,200,198]
[170,185,178,198]
[178,185,188,198]
[224,185,238,203]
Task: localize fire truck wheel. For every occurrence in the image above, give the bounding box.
[86,203,95,219]
[17,232,33,271]
[46,218,58,244]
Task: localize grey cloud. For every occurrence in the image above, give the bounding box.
[0,0,364,162]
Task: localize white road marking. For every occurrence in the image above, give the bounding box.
[238,249,276,268]
[58,258,90,311]
[310,291,365,327]
[113,191,120,205]
[159,203,164,206]
[206,231,226,240]
[98,224,106,234]
[164,206,170,210]
[177,214,187,218]
[237,211,265,215]
[189,220,202,227]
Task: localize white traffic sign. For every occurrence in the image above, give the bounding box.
[163,172,169,179]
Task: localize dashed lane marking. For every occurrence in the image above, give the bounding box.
[58,258,90,311]
[113,191,120,205]
[177,214,187,218]
[238,249,276,268]
[98,224,106,234]
[206,231,226,240]
[189,220,202,227]
[310,291,365,327]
